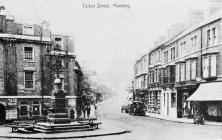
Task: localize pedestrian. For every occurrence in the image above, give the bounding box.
[82,106,86,118]
[95,105,98,118]
[86,105,91,118]
[70,108,75,121]
[89,104,96,119]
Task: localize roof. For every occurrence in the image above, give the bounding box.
[165,10,221,46]
[151,10,221,53]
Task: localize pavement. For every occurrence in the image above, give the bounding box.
[145,112,222,126]
[0,124,128,139]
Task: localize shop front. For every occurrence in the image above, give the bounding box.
[176,86,197,118]
[187,82,222,122]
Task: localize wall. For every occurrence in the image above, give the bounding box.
[16,43,42,96]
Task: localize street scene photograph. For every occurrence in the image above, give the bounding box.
[0,0,221,140]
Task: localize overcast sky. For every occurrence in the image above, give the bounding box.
[0,0,209,94]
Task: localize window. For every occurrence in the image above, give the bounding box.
[202,56,209,78]
[156,69,159,83]
[186,60,190,81]
[183,41,186,55]
[212,28,217,46]
[171,93,176,108]
[210,55,217,77]
[158,50,160,62]
[164,51,168,63]
[194,36,197,51]
[202,54,217,78]
[171,47,175,60]
[23,25,34,35]
[163,93,165,107]
[180,63,185,81]
[190,37,194,52]
[24,47,33,61]
[20,102,28,117]
[32,101,40,116]
[191,59,197,80]
[145,75,147,88]
[25,71,34,89]
[54,37,63,50]
[176,64,180,82]
[207,29,211,47]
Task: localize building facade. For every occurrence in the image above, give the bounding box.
[146,10,222,121]
[133,53,149,106]
[0,8,79,122]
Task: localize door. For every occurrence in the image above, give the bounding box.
[0,104,6,122]
[167,93,169,116]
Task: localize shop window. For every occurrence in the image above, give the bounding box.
[25,71,34,89]
[20,102,28,117]
[171,93,176,108]
[24,47,33,61]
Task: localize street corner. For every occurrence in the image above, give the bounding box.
[0,125,128,139]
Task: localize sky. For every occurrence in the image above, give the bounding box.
[0,0,209,95]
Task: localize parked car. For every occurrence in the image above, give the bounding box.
[129,101,146,116]
[121,104,131,113]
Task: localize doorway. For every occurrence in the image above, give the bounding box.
[0,104,6,122]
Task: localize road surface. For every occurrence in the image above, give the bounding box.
[89,95,222,140]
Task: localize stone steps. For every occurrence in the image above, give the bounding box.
[33,123,93,133]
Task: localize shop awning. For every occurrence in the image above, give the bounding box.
[187,82,222,101]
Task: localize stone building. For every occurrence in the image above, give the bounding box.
[0,8,79,122]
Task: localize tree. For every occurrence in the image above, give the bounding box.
[76,70,94,118]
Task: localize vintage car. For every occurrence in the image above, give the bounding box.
[129,101,146,116]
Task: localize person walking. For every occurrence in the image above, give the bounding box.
[89,104,96,119]
[86,105,91,118]
[82,106,86,118]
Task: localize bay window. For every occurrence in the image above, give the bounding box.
[202,54,217,78]
[185,60,190,81]
[191,59,197,80]
[210,54,217,77]
[180,63,185,81]
[175,64,180,82]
